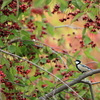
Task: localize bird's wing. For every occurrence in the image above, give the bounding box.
[76,64,92,73]
[81,64,92,70]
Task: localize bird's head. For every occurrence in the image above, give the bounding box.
[75,60,81,64]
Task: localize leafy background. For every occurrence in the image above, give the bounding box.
[0,0,100,100]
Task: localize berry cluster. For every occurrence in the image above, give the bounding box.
[1,8,17,16]
[19,4,28,12]
[9,0,17,9]
[84,16,100,32]
[61,71,75,77]
[27,20,36,30]
[80,40,96,48]
[1,89,27,100]
[31,8,43,15]
[52,4,60,14]
[0,21,21,37]
[34,69,42,77]
[0,70,6,83]
[16,66,31,76]
[59,10,80,22]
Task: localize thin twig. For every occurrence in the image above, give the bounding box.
[86,61,98,65]
[0,38,69,68]
[89,83,95,100]
[54,25,83,29]
[16,0,19,16]
[80,80,95,100]
[0,38,20,49]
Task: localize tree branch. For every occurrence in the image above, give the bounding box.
[0,49,84,100]
[39,69,100,100]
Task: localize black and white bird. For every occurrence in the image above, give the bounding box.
[75,60,92,73]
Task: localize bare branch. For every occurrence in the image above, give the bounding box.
[39,69,100,100]
[91,82,100,85]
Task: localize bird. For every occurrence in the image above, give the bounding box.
[75,60,92,73]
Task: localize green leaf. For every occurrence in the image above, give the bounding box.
[0,15,8,23]
[48,53,57,60]
[96,47,100,52]
[40,58,46,63]
[44,73,50,79]
[92,8,99,16]
[9,68,17,81]
[59,0,68,11]
[21,36,30,40]
[84,48,96,61]
[15,46,22,55]
[34,0,44,7]
[47,23,54,36]
[45,0,51,4]
[20,46,27,56]
[76,0,84,7]
[82,28,86,38]
[23,41,33,45]
[48,67,53,72]
[23,10,30,16]
[43,47,52,54]
[72,0,84,9]
[1,0,12,9]
[45,80,54,87]
[6,71,15,81]
[9,14,18,21]
[21,30,30,37]
[0,38,4,46]
[71,12,84,23]
[73,51,80,58]
[32,58,39,63]
[81,3,88,11]
[1,57,10,67]
[10,67,17,75]
[8,45,16,53]
[84,36,91,44]
[87,12,95,21]
[12,29,19,37]
[67,58,72,66]
[34,21,44,31]
[76,55,82,60]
